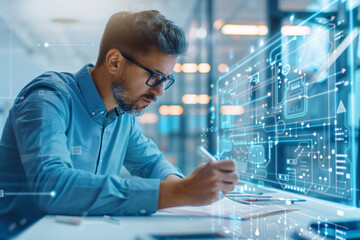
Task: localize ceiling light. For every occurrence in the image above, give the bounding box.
[198,63,211,73]
[221,24,268,35]
[169,105,183,115]
[196,28,207,39]
[197,94,210,104]
[218,64,229,73]
[213,19,225,30]
[220,105,245,115]
[182,94,198,104]
[159,105,184,115]
[281,25,311,36]
[182,63,198,73]
[159,105,170,115]
[174,63,182,73]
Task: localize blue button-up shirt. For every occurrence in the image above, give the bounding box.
[0,64,184,217]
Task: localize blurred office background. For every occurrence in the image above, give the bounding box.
[0,0,358,176]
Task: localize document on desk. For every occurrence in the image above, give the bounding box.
[157,197,299,220]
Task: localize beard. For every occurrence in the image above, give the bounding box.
[112,78,157,116]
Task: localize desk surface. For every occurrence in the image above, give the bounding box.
[14,187,360,240]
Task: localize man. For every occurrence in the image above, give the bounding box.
[0,10,238,229]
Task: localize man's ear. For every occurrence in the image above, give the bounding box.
[105,49,124,75]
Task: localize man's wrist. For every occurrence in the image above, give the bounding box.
[158,178,189,209]
[164,174,182,181]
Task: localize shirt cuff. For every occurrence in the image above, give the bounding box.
[113,178,160,216]
[157,167,185,180]
[164,172,185,179]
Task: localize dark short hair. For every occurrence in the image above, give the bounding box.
[96,10,187,65]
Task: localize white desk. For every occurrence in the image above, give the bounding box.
[14,187,360,240]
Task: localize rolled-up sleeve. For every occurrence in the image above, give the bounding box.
[12,84,160,216]
[123,118,184,180]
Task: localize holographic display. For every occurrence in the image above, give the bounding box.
[216,0,358,206]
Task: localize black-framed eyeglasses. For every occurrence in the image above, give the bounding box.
[121,52,175,90]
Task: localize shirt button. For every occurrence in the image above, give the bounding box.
[91,112,95,115]
[100,111,105,115]
[140,209,147,215]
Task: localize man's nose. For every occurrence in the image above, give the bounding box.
[150,82,164,97]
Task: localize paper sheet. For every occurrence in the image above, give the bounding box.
[157,197,299,220]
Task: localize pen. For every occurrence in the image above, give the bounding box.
[197,146,217,162]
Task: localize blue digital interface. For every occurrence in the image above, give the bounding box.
[215,0,358,206]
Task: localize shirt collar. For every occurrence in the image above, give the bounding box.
[115,106,123,116]
[76,64,107,119]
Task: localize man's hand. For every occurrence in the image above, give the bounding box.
[158,160,238,209]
